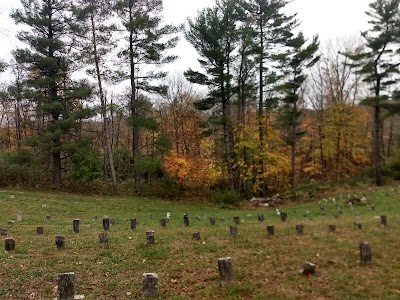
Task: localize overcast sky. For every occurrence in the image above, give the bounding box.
[0,0,371,74]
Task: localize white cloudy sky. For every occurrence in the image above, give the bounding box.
[0,0,371,74]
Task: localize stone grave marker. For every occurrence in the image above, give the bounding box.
[110,219,116,226]
[280,212,287,222]
[17,211,23,221]
[8,220,14,226]
[233,216,240,225]
[195,216,201,222]
[46,214,52,221]
[354,223,362,230]
[296,224,304,235]
[360,242,372,265]
[146,230,155,244]
[5,238,15,251]
[73,219,80,233]
[381,215,387,227]
[0,228,7,236]
[266,225,274,236]
[143,273,158,298]
[301,262,316,275]
[229,226,238,237]
[258,214,265,222]
[57,272,75,300]
[55,235,65,249]
[99,232,108,246]
[218,257,233,286]
[103,216,110,231]
[37,226,44,235]
[131,218,137,230]
[192,232,201,240]
[183,214,189,226]
[209,217,216,225]
[328,224,336,232]
[160,218,167,227]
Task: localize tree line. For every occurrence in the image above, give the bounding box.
[0,0,400,198]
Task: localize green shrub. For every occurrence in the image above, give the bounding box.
[66,150,103,182]
[211,189,241,205]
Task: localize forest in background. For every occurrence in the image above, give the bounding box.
[1,0,400,201]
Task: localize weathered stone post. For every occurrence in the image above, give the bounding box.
[296,224,304,235]
[192,232,201,240]
[280,212,287,222]
[360,242,372,265]
[143,273,158,298]
[57,272,75,300]
[131,218,137,230]
[8,220,14,226]
[55,235,65,249]
[0,228,7,236]
[302,262,316,275]
[229,226,238,237]
[218,257,233,286]
[354,223,362,230]
[37,226,44,235]
[103,216,110,231]
[209,217,216,225]
[258,214,265,222]
[160,218,167,227]
[328,224,336,232]
[233,216,240,225]
[5,238,15,251]
[381,215,387,227]
[266,225,274,236]
[73,219,80,233]
[46,214,52,221]
[183,214,189,226]
[17,211,23,221]
[146,230,155,244]
[99,232,108,246]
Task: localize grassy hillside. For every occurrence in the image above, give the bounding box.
[0,188,399,299]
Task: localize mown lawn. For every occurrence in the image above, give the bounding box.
[0,188,400,299]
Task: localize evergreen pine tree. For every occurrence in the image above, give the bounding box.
[11,0,93,187]
[344,0,400,186]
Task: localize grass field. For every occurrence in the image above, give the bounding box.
[1,188,400,299]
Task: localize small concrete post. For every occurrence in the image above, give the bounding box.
[160,218,167,227]
[280,212,287,222]
[218,257,233,286]
[354,223,362,230]
[110,219,116,226]
[0,228,7,236]
[8,220,14,226]
[302,262,316,275]
[146,230,155,244]
[266,225,275,236]
[73,219,80,233]
[296,224,304,235]
[192,232,201,240]
[131,218,137,230]
[55,235,65,249]
[229,226,238,237]
[17,212,23,221]
[258,214,265,222]
[381,215,387,227]
[103,216,110,231]
[183,214,189,226]
[209,217,216,225]
[37,226,44,235]
[99,232,108,246]
[371,204,375,211]
[57,272,75,300]
[143,273,158,298]
[46,214,52,221]
[5,238,15,251]
[360,242,372,265]
[328,224,336,232]
[233,216,240,225]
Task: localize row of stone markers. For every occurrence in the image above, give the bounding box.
[54,246,373,300]
[3,216,386,252]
